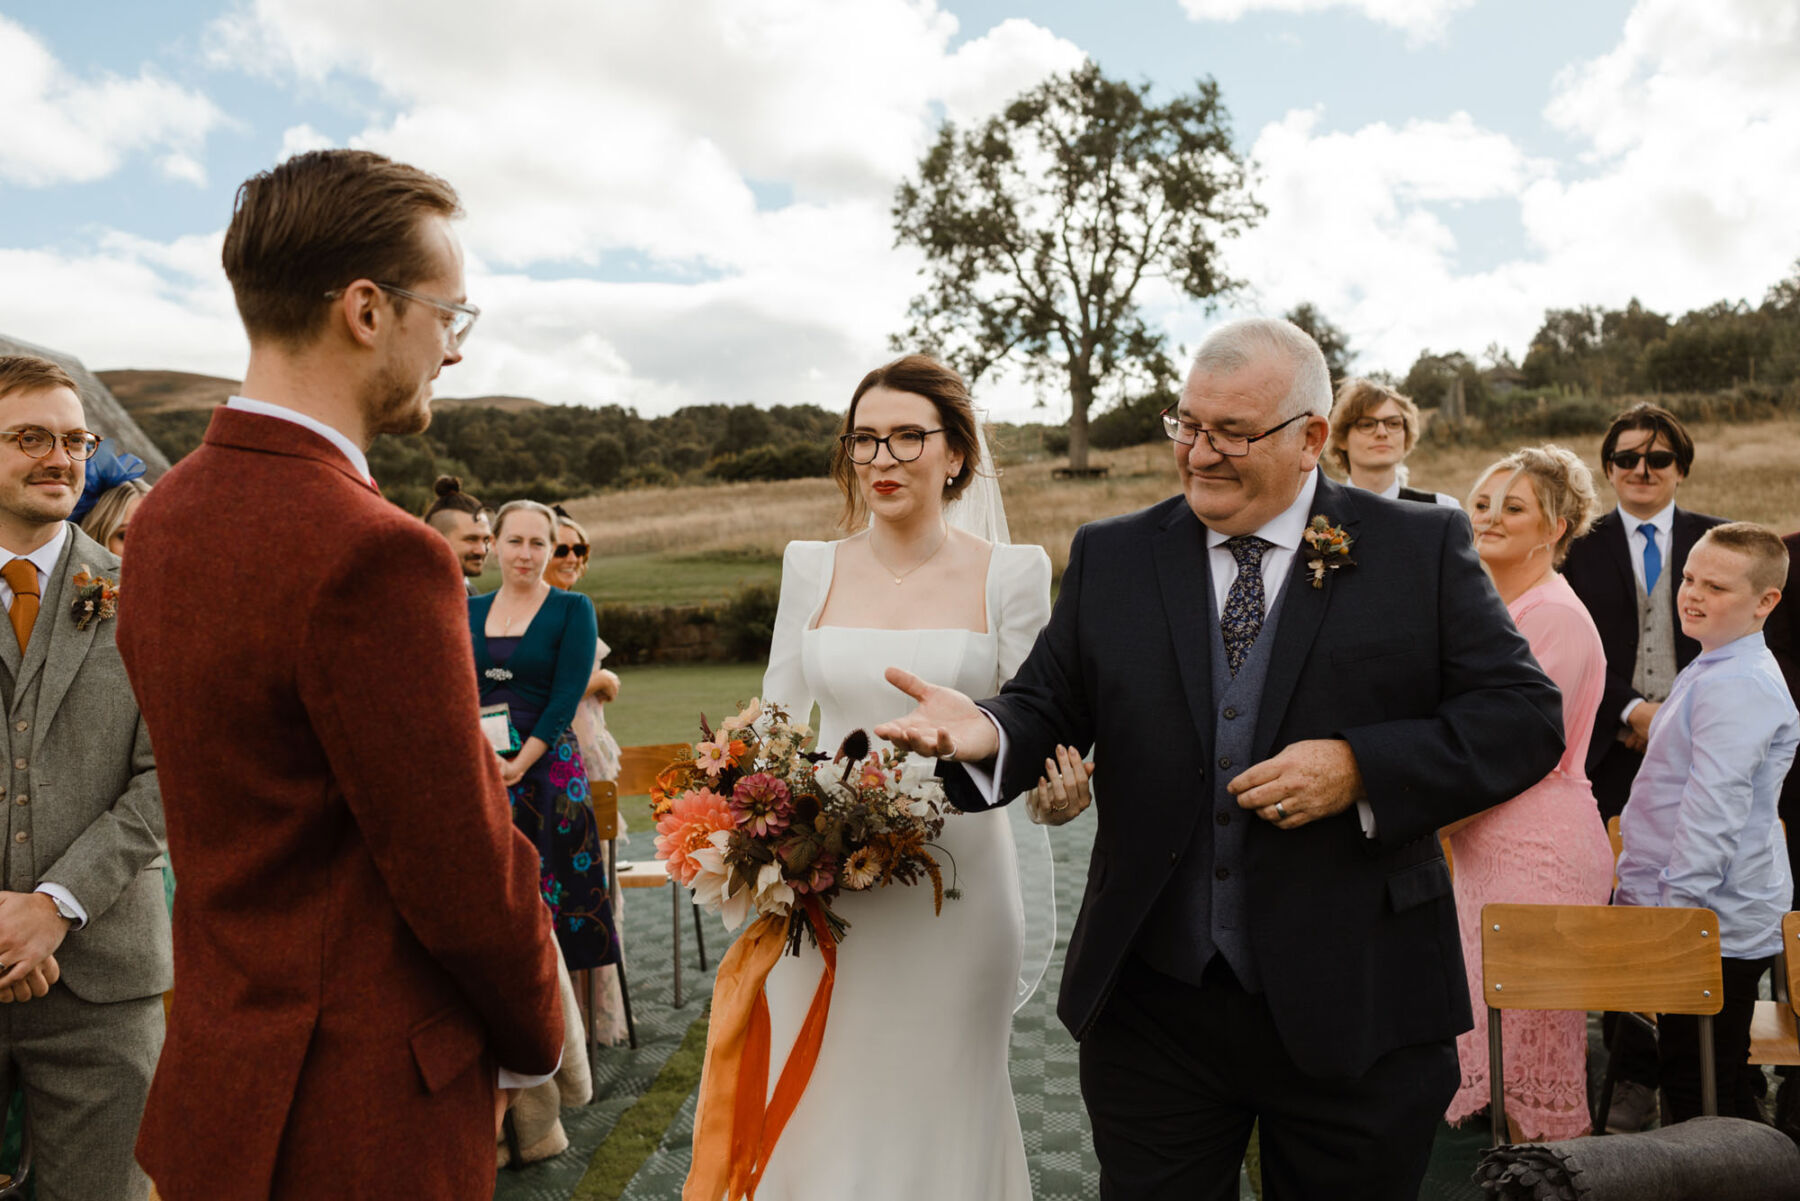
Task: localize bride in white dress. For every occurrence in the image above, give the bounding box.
[750,355,1070,1200]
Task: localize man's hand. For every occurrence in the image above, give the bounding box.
[1026,746,1095,826]
[0,954,59,1004]
[872,668,997,764]
[0,891,71,990]
[1229,739,1365,830]
[495,1086,516,1136]
[1623,701,1660,753]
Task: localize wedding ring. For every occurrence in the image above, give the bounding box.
[1273,801,1288,820]
[1052,795,1068,811]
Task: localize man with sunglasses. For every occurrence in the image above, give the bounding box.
[1561,401,1725,1132]
[116,150,562,1200]
[0,354,167,1201]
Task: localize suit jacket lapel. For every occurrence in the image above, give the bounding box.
[1151,504,1215,747]
[29,529,101,732]
[1602,511,1638,605]
[1254,475,1357,759]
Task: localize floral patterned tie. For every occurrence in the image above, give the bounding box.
[1221,535,1272,677]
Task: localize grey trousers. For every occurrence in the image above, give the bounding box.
[0,984,163,1201]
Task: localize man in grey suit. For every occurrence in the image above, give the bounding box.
[0,354,168,1200]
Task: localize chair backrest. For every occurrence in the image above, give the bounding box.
[591,779,620,841]
[1481,903,1723,1015]
[617,743,692,798]
[1786,912,1800,1016]
[1606,814,1623,863]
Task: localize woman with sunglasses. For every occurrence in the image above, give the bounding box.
[1325,378,1459,507]
[721,354,1081,1201]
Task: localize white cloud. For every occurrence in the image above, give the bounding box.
[1215,0,1800,375]
[1179,0,1474,42]
[192,0,1083,417]
[0,15,225,187]
[277,123,336,160]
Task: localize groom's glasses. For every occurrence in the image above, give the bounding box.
[840,429,944,464]
[1161,409,1305,457]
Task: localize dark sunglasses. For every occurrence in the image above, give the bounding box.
[1608,450,1678,472]
[552,543,589,559]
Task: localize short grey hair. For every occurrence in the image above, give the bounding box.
[1190,317,1332,421]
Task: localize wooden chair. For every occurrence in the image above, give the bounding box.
[1480,902,1723,1145]
[588,743,709,1051]
[1747,912,1800,1066]
[0,1091,30,1200]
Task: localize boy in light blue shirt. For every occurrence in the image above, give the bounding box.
[1616,522,1799,1121]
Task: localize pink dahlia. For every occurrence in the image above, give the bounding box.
[654,789,734,887]
[730,772,794,838]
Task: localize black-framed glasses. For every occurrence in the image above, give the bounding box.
[839,428,944,464]
[1608,449,1677,472]
[1160,409,1306,457]
[324,282,481,348]
[1350,416,1407,435]
[0,426,102,461]
[552,543,589,559]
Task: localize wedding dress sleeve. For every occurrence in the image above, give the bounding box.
[762,540,827,727]
[992,544,1053,687]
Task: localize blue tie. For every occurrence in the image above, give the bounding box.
[1221,536,1271,676]
[1639,524,1662,594]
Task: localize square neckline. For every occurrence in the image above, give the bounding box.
[807,538,999,637]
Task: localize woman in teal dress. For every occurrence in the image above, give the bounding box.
[472,500,615,970]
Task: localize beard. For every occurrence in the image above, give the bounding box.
[362,360,433,439]
[3,466,80,525]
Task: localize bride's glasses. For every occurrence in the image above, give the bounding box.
[840,428,944,464]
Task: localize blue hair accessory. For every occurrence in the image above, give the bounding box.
[72,441,147,523]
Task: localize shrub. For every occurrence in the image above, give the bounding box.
[718,583,780,661]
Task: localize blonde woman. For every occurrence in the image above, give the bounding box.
[1444,446,1615,1141]
[80,478,152,556]
[547,508,621,782]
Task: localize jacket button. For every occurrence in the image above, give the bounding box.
[1215,867,1230,881]
[12,721,24,733]
[1223,707,1237,720]
[13,795,25,807]
[1218,756,1231,769]
[12,758,24,771]
[1168,851,1178,865]
[1216,812,1230,826]
[12,831,25,844]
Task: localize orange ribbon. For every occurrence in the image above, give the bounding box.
[684,897,838,1201]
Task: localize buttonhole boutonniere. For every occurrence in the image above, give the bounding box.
[1301,516,1355,589]
[70,566,119,630]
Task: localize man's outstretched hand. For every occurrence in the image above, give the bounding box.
[874,668,999,765]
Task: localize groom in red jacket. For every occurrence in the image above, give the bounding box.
[117,150,563,1199]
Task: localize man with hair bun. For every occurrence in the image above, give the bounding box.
[424,474,491,591]
[116,149,562,1200]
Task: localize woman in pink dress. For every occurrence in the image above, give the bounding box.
[1445,444,1616,1142]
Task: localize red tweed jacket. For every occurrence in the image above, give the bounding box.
[116,407,562,1199]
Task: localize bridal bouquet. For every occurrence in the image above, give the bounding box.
[651,698,954,952]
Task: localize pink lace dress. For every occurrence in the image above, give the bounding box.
[1445,573,1615,1139]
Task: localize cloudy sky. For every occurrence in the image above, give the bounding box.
[0,0,1794,421]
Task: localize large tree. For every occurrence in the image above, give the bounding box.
[1284,302,1354,384]
[892,62,1261,470]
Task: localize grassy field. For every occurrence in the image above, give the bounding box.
[604,661,767,831]
[559,415,1800,598]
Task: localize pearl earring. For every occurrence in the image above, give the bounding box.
[947,475,955,486]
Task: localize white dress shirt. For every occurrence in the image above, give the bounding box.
[1373,477,1460,509]
[225,396,373,484]
[970,471,1376,834]
[229,397,555,1089]
[1619,500,1676,724]
[0,523,90,928]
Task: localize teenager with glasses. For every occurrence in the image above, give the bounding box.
[1560,401,1725,1133]
[1322,378,1459,507]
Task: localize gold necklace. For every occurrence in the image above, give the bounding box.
[869,524,950,586]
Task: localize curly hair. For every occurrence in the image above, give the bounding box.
[1470,443,1598,567]
[1326,379,1420,474]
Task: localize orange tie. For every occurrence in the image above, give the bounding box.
[2,559,38,653]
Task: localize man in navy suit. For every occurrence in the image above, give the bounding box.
[879,317,1562,1199]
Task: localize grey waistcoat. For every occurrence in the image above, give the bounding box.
[1632,559,1678,706]
[1134,570,1289,992]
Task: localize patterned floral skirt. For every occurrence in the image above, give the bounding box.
[508,727,620,971]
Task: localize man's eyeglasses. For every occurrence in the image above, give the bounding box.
[1160,410,1306,457]
[325,282,481,348]
[552,543,589,559]
[0,426,102,461]
[840,429,944,464]
[1608,450,1678,472]
[1350,416,1407,435]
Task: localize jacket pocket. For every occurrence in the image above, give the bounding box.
[409,1005,485,1094]
[1386,858,1453,912]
